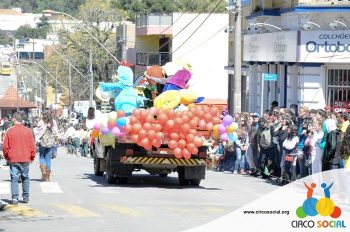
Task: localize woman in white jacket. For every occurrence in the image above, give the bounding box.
[281,125,299,183]
[36,112,58,181]
[304,119,324,175]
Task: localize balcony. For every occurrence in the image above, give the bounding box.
[136,15,172,36]
[136,52,171,66]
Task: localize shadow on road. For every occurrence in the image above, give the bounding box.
[81,173,222,191]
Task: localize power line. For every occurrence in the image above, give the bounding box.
[165,0,224,61]
[177,24,228,59]
[158,0,218,52]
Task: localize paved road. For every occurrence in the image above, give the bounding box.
[0,148,279,232]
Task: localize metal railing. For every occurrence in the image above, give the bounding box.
[136,15,172,28]
[136,52,171,66]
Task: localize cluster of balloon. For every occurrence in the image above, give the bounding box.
[212,114,239,142]
[91,110,127,139]
[124,106,221,159]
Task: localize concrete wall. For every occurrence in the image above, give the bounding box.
[172,13,229,100]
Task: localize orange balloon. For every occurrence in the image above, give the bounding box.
[170,133,180,141]
[186,143,196,153]
[124,124,132,133]
[212,131,220,140]
[152,139,161,148]
[148,130,156,140]
[186,133,195,143]
[189,120,198,129]
[138,129,147,139]
[195,109,205,117]
[194,137,204,147]
[181,115,190,123]
[155,132,164,140]
[168,140,178,149]
[129,116,138,125]
[166,109,176,119]
[145,114,154,124]
[143,122,152,131]
[174,117,184,127]
[212,117,221,125]
[179,133,187,140]
[181,123,191,134]
[174,147,182,159]
[205,122,214,131]
[157,113,168,125]
[131,134,139,143]
[191,147,198,155]
[198,120,206,129]
[153,123,163,132]
[132,123,142,134]
[209,107,219,117]
[178,139,187,149]
[189,129,197,135]
[187,111,194,119]
[117,110,125,118]
[204,113,212,123]
[91,130,99,139]
[182,148,191,160]
[140,138,150,148]
[165,120,175,130]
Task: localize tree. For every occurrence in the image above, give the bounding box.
[44,0,125,102]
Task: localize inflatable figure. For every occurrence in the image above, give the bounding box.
[99,66,144,115]
[163,69,192,92]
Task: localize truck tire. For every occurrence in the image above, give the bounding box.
[117,177,128,184]
[106,149,116,184]
[177,167,190,185]
[190,179,201,186]
[94,156,104,176]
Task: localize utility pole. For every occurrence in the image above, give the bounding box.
[69,64,72,117]
[233,0,242,114]
[89,48,93,107]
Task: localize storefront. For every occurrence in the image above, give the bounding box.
[244,30,350,112]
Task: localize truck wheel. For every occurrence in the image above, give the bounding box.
[179,177,190,185]
[117,177,128,184]
[159,173,168,177]
[106,174,116,184]
[94,156,103,176]
[190,179,201,186]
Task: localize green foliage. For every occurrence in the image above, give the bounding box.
[14,17,51,39]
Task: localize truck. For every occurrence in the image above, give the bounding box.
[91,129,210,186]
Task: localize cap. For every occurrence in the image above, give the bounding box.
[251,112,260,117]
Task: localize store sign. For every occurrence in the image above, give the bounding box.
[263,73,278,81]
[333,101,350,113]
[299,31,350,63]
[243,31,297,62]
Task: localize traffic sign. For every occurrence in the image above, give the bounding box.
[263,73,278,81]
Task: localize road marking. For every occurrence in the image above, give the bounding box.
[6,205,47,217]
[40,182,63,193]
[167,207,204,219]
[101,204,144,218]
[0,183,10,194]
[54,204,100,217]
[94,187,119,194]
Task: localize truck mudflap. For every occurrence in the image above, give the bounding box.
[121,156,206,166]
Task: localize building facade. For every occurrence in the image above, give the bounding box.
[134,13,229,100]
[243,0,350,113]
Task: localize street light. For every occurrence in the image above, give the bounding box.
[42,10,120,64]
[248,23,282,31]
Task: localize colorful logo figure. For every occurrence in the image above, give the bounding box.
[296,182,342,219]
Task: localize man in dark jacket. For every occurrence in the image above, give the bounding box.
[322,128,341,171]
[3,112,36,205]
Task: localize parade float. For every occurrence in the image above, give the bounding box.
[90,62,230,186]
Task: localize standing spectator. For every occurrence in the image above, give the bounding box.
[79,126,90,157]
[2,112,36,204]
[281,125,299,183]
[246,113,260,176]
[340,126,350,170]
[305,119,324,174]
[297,106,309,178]
[337,113,349,168]
[322,119,340,171]
[85,107,96,130]
[36,112,58,181]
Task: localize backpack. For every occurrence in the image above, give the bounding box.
[40,128,55,148]
[259,128,273,149]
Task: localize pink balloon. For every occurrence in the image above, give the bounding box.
[218,124,226,134]
[220,133,229,141]
[93,123,101,131]
[112,127,121,137]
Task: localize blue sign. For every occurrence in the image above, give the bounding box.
[263,73,278,81]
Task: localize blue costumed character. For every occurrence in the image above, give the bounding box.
[99,66,144,116]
